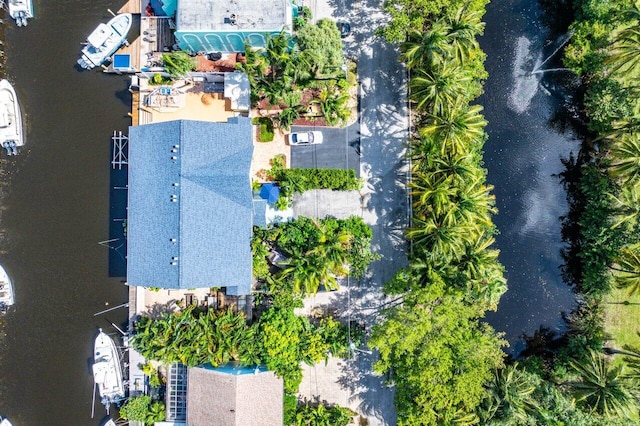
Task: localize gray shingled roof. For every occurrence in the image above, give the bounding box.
[187,364,283,426]
[127,118,254,295]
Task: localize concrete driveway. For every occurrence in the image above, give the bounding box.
[295,0,409,425]
[289,122,361,176]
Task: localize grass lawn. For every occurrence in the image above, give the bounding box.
[603,287,640,363]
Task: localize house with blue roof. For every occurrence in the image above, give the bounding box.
[172,0,295,53]
[126,117,258,295]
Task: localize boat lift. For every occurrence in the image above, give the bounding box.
[111,131,128,169]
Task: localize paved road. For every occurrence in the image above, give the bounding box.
[296,1,409,425]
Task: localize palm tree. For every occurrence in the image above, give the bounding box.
[407,213,478,263]
[453,177,497,229]
[607,132,640,185]
[481,363,539,423]
[419,103,487,156]
[279,253,338,294]
[409,172,457,218]
[611,244,640,296]
[606,2,640,78]
[408,63,471,113]
[445,7,484,64]
[411,141,481,186]
[567,350,636,419]
[608,184,640,229]
[400,24,451,70]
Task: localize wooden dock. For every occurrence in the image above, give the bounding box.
[130,90,140,126]
[117,0,141,14]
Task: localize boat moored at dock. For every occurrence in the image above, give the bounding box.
[0,80,23,156]
[0,264,14,314]
[78,13,133,70]
[93,329,125,414]
[7,0,33,27]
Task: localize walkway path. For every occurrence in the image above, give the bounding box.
[296,0,409,424]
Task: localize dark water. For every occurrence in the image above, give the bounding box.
[0,1,130,424]
[480,0,577,355]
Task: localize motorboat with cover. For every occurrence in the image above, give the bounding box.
[7,0,33,27]
[93,329,125,413]
[78,13,132,70]
[0,80,23,156]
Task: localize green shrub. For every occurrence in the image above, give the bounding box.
[294,402,356,426]
[119,395,166,426]
[270,167,361,195]
[148,73,172,86]
[252,117,275,142]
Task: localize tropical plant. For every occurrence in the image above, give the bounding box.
[119,395,166,426]
[408,63,472,113]
[479,363,539,423]
[445,7,485,64]
[607,133,640,185]
[294,401,356,426]
[369,282,506,426]
[611,244,640,296]
[567,350,637,419]
[606,2,640,79]
[401,24,452,70]
[418,103,487,155]
[296,18,346,78]
[161,51,196,77]
[608,184,640,230]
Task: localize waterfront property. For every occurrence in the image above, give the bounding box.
[173,0,295,53]
[185,364,283,425]
[127,118,262,295]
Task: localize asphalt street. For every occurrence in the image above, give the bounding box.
[295,0,409,425]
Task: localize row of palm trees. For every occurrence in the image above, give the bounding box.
[402,5,506,311]
[369,2,510,424]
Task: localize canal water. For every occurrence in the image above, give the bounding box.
[0,1,130,424]
[479,0,577,355]
[0,0,581,423]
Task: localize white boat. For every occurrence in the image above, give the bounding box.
[78,13,132,70]
[0,264,14,314]
[0,416,13,426]
[0,80,23,156]
[93,329,125,414]
[7,0,33,27]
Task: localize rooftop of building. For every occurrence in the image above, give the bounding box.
[176,0,293,32]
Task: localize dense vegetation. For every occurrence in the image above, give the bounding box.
[252,216,378,292]
[371,0,640,423]
[237,15,354,129]
[132,214,377,424]
[368,1,509,423]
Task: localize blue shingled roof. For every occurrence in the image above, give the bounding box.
[127,118,255,295]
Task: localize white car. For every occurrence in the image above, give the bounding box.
[289,131,323,145]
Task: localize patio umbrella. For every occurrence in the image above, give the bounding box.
[259,183,280,204]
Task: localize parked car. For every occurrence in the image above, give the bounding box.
[288,131,323,146]
[337,21,351,38]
